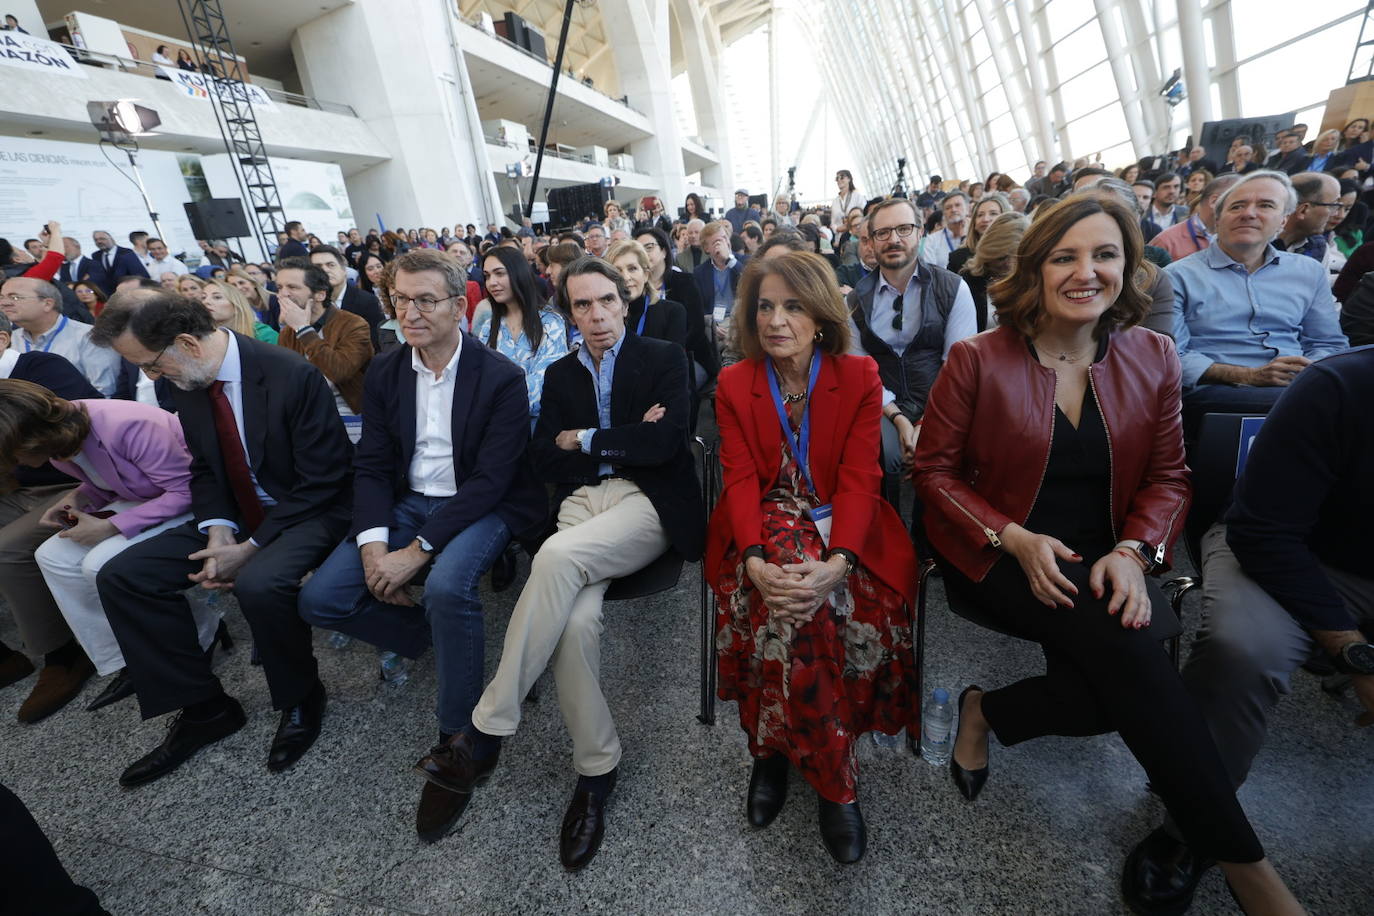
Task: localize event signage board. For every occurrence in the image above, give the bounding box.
[157,66,277,111]
[0,31,88,79]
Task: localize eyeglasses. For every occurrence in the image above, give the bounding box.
[871,224,917,242]
[392,293,457,313]
[0,293,42,304]
[138,345,171,375]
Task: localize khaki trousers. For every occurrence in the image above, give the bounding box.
[0,484,76,656]
[472,479,669,776]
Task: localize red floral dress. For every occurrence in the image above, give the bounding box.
[714,445,919,804]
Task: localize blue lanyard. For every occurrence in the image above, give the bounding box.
[23,315,67,353]
[765,353,821,494]
[636,293,650,335]
[943,229,955,252]
[1186,216,1204,250]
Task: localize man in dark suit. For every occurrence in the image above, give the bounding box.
[86,230,149,296]
[298,249,545,842]
[309,245,384,350]
[91,293,352,787]
[106,286,179,412]
[1264,130,1311,176]
[57,237,97,288]
[693,220,747,362]
[413,256,704,869]
[276,221,310,261]
[0,316,101,722]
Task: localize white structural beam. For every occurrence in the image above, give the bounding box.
[1093,0,1149,158]
[973,0,1038,171]
[1176,0,1214,140]
[938,0,994,172]
[1016,0,1059,163]
[670,0,734,188]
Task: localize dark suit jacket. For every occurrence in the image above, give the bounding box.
[277,238,310,261]
[1265,150,1310,175]
[352,335,546,550]
[9,351,102,488]
[664,267,716,383]
[835,262,872,290]
[627,295,688,349]
[57,256,98,286]
[171,332,352,546]
[692,259,746,317]
[114,359,177,412]
[339,284,384,351]
[531,333,704,560]
[86,246,149,295]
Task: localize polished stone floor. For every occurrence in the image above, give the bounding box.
[2,546,1370,915]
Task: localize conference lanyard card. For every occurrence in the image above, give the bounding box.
[713,305,728,323]
[807,503,833,547]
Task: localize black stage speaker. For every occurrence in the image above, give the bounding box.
[502,11,528,48]
[546,182,613,229]
[183,198,250,240]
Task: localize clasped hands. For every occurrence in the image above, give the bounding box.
[188,525,258,590]
[360,540,430,607]
[745,554,850,626]
[999,523,1151,629]
[556,403,666,451]
[37,492,117,547]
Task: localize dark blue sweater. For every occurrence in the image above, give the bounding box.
[1225,346,1374,630]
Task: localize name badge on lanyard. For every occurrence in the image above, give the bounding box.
[765,354,832,546]
[636,294,650,335]
[24,315,68,353]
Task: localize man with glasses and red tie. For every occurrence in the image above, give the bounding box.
[845,198,977,484]
[87,291,352,787]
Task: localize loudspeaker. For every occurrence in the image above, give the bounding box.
[183,198,250,241]
[546,182,612,229]
[501,11,527,49]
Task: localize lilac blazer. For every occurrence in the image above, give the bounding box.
[48,400,193,538]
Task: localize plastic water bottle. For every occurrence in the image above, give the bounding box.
[920,688,954,765]
[379,651,409,688]
[871,728,903,749]
[327,632,352,650]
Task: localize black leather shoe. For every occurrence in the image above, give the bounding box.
[490,545,518,593]
[1121,827,1215,916]
[560,770,616,871]
[0,648,35,690]
[119,697,247,787]
[414,731,500,794]
[416,780,473,843]
[267,679,326,772]
[817,796,866,864]
[950,685,989,802]
[746,754,789,828]
[86,668,136,712]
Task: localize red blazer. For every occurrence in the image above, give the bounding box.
[706,352,918,604]
[913,325,1190,583]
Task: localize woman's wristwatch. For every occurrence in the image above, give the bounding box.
[824,547,858,578]
[1114,540,1158,573]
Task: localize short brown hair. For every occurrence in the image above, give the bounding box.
[0,379,90,489]
[391,248,467,298]
[988,194,1150,338]
[544,241,583,267]
[700,220,732,246]
[733,251,851,360]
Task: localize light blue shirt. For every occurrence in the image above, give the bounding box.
[1167,243,1348,388]
[472,307,569,418]
[574,331,625,477]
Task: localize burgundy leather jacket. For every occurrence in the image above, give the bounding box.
[913,325,1190,582]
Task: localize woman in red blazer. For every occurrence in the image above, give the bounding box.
[914,194,1300,913]
[707,251,917,865]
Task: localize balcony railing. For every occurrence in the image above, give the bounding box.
[48,43,357,117]
[484,133,651,176]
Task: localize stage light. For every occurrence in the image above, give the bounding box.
[86,100,161,142]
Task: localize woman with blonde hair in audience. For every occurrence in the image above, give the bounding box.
[176,274,205,302]
[1307,129,1341,172]
[203,280,277,343]
[947,192,1010,276]
[959,210,1029,332]
[226,265,278,328]
[708,250,918,864]
[606,239,687,348]
[602,200,633,236]
[915,193,1303,916]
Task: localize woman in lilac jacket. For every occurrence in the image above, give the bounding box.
[0,381,226,712]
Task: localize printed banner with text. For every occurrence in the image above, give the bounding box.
[157,66,277,111]
[0,31,88,79]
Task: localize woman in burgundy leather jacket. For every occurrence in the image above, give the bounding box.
[914,195,1302,914]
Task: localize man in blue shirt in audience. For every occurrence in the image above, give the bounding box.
[1166,169,1347,435]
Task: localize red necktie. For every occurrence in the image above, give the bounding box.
[208,380,266,534]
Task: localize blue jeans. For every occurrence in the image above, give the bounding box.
[299,493,511,733]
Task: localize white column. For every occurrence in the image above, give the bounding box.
[603,0,687,207]
[671,0,734,190]
[1015,0,1059,163]
[1176,0,1214,140]
[1093,0,1149,159]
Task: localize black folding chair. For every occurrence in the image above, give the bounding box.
[695,437,721,725]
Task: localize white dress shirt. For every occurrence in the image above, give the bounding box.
[356,336,463,548]
[8,315,121,396]
[198,330,277,536]
[134,368,160,405]
[147,255,189,277]
[0,348,19,379]
[918,228,965,270]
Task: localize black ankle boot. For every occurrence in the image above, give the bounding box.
[746,754,788,828]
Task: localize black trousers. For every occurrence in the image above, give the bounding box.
[97,513,348,720]
[0,782,109,916]
[943,553,1264,864]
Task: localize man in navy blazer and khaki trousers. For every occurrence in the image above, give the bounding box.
[298,249,546,843]
[414,256,705,870]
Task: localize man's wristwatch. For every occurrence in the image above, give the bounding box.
[1333,641,1374,675]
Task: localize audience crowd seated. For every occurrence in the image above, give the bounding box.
[8,113,1374,913]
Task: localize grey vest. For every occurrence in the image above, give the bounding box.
[847,264,962,420]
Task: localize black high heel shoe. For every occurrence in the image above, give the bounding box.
[950,684,989,802]
[206,621,234,661]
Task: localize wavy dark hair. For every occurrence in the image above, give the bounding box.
[989,194,1150,339]
[481,245,546,351]
[0,379,91,490]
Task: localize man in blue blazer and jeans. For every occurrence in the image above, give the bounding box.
[298,248,545,843]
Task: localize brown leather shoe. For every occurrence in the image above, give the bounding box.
[18,655,95,723]
[0,649,35,691]
[416,780,473,843]
[413,731,499,794]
